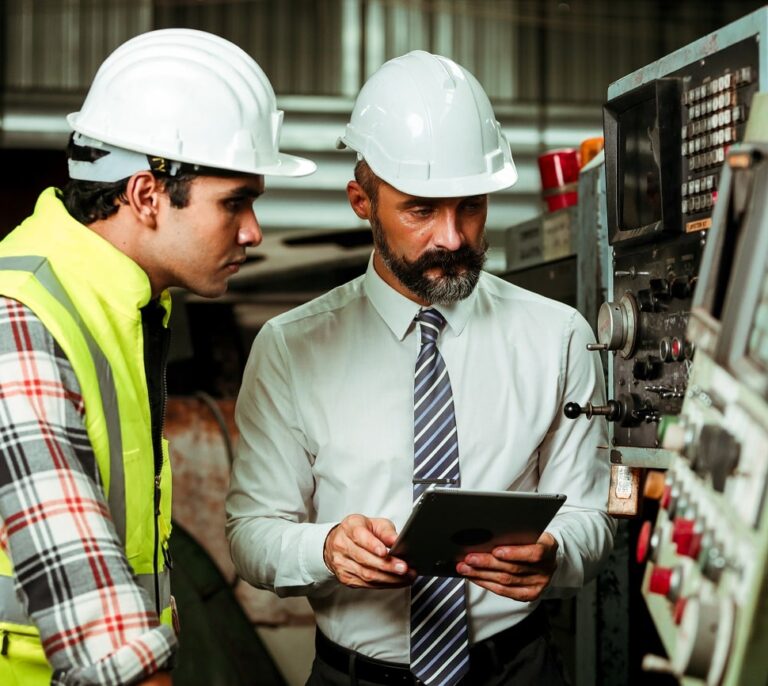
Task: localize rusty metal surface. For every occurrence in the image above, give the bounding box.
[166,396,313,626]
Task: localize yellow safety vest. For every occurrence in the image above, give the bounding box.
[0,188,173,679]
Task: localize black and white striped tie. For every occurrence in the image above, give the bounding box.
[410,308,470,686]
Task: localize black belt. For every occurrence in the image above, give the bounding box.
[315,607,548,685]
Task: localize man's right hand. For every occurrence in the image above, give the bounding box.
[323,514,414,588]
[139,672,172,686]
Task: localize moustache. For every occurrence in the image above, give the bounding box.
[407,244,487,274]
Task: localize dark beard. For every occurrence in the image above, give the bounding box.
[370,211,487,305]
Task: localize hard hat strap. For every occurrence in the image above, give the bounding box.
[68,133,158,183]
[146,156,247,179]
[68,133,244,182]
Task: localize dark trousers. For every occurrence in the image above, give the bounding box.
[306,609,570,686]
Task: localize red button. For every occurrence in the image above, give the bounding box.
[672,518,695,548]
[671,338,683,361]
[649,567,674,596]
[637,520,652,564]
[679,531,702,559]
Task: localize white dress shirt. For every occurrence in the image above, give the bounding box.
[227,257,615,662]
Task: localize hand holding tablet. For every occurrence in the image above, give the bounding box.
[389,488,566,577]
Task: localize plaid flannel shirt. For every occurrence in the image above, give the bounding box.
[0,297,176,684]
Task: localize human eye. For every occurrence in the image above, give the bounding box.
[461,198,486,212]
[410,205,435,218]
[223,197,250,213]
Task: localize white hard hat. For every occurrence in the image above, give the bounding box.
[337,50,517,197]
[67,28,315,181]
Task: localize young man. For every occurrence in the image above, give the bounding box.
[0,29,314,685]
[227,51,614,686]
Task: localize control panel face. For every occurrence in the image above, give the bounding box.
[640,353,768,684]
[597,36,760,450]
[594,9,768,684]
[671,356,768,528]
[610,238,703,448]
[637,143,768,684]
[676,38,760,234]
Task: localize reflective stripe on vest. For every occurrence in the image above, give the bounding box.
[0,572,170,627]
[0,255,126,544]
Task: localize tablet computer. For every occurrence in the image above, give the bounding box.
[389,488,566,577]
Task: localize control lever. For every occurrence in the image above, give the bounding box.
[564,400,623,421]
[565,393,650,426]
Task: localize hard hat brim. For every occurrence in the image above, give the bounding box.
[255,153,317,178]
[381,164,518,198]
[67,114,317,178]
[338,134,518,197]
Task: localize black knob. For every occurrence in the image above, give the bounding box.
[696,424,741,492]
[669,276,692,299]
[633,357,662,380]
[564,402,583,419]
[616,393,647,427]
[637,289,654,312]
[649,278,671,301]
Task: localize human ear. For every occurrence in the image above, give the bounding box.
[346,180,372,220]
[125,172,162,227]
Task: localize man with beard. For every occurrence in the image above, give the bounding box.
[227,51,614,686]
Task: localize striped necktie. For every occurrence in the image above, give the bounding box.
[410,308,470,686]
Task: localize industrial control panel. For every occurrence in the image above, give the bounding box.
[602,37,760,452]
[564,7,768,685]
[639,137,768,686]
[565,7,768,468]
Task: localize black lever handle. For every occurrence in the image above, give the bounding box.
[564,400,623,422]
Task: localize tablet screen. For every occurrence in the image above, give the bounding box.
[389,488,566,577]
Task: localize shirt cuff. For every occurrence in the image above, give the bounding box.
[544,527,570,588]
[299,521,339,584]
[52,625,177,686]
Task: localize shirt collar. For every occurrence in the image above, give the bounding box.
[363,253,477,340]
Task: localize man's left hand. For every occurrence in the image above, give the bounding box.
[455,532,558,601]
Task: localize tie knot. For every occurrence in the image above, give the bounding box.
[416,308,446,345]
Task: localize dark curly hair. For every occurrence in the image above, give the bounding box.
[61,136,196,225]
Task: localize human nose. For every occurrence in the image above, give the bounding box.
[238,208,262,247]
[432,210,463,251]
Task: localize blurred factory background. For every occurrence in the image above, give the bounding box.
[2,2,768,685]
[0,0,763,253]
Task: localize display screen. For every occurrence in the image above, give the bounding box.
[620,98,662,230]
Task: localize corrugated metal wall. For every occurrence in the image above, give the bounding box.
[154,0,345,96]
[7,1,763,100]
[5,0,153,91]
[1,0,765,252]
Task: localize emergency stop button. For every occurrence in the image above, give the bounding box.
[673,519,702,558]
[637,520,653,564]
[649,566,682,600]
